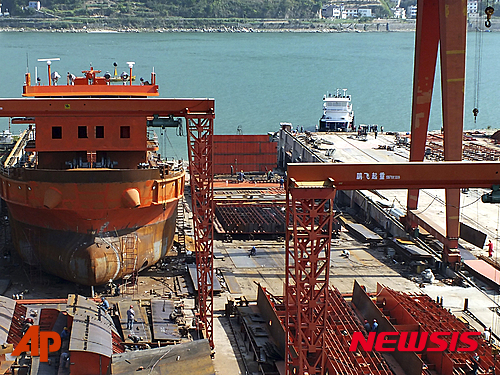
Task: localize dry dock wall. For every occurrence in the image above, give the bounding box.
[336,189,408,239]
[256,285,286,359]
[278,128,324,168]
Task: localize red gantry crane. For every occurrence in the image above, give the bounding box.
[285,162,500,375]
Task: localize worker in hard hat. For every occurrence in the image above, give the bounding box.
[100,296,110,312]
[60,326,70,341]
[127,305,135,330]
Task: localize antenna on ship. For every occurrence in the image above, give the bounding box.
[37,58,60,86]
[343,88,347,98]
[126,62,135,86]
[25,53,31,86]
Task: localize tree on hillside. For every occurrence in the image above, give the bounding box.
[3,0,23,15]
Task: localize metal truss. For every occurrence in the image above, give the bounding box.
[186,115,215,349]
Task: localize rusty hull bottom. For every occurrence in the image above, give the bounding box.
[9,213,177,285]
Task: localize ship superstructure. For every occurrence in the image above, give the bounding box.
[319,89,354,132]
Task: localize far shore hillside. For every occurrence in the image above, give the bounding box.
[0,17,498,33]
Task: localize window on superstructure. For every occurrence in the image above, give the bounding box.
[120,126,130,138]
[95,126,104,138]
[78,126,88,138]
[52,126,62,139]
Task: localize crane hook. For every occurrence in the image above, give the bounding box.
[472,108,479,123]
[485,6,494,28]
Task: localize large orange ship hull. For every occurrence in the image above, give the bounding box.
[1,168,185,285]
[9,211,177,285]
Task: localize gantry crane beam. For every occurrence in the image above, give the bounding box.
[406,0,467,264]
[287,162,500,190]
[0,98,214,118]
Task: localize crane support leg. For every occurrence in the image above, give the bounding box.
[407,0,467,265]
[407,0,440,215]
[440,0,467,264]
[186,115,215,349]
[285,179,335,375]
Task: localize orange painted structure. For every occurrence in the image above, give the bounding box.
[213,135,277,174]
[0,64,215,286]
[463,259,500,288]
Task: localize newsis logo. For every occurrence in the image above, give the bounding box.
[11,326,62,362]
[349,331,482,352]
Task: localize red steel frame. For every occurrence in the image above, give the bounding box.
[323,288,393,374]
[285,179,335,374]
[406,0,467,264]
[186,114,215,349]
[285,161,500,375]
[377,285,499,374]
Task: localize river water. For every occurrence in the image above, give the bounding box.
[0,31,499,158]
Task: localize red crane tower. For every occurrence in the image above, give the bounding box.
[285,162,500,375]
[185,108,216,349]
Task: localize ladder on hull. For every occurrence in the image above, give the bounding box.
[121,235,138,297]
[176,197,186,256]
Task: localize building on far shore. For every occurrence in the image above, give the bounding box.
[321,4,373,19]
[467,0,478,14]
[28,0,40,10]
[358,8,372,18]
[407,5,417,19]
[321,4,341,19]
[392,6,406,19]
[342,7,357,19]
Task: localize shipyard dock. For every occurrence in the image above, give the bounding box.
[0,128,498,375]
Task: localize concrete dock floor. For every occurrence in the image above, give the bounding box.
[2,130,500,374]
